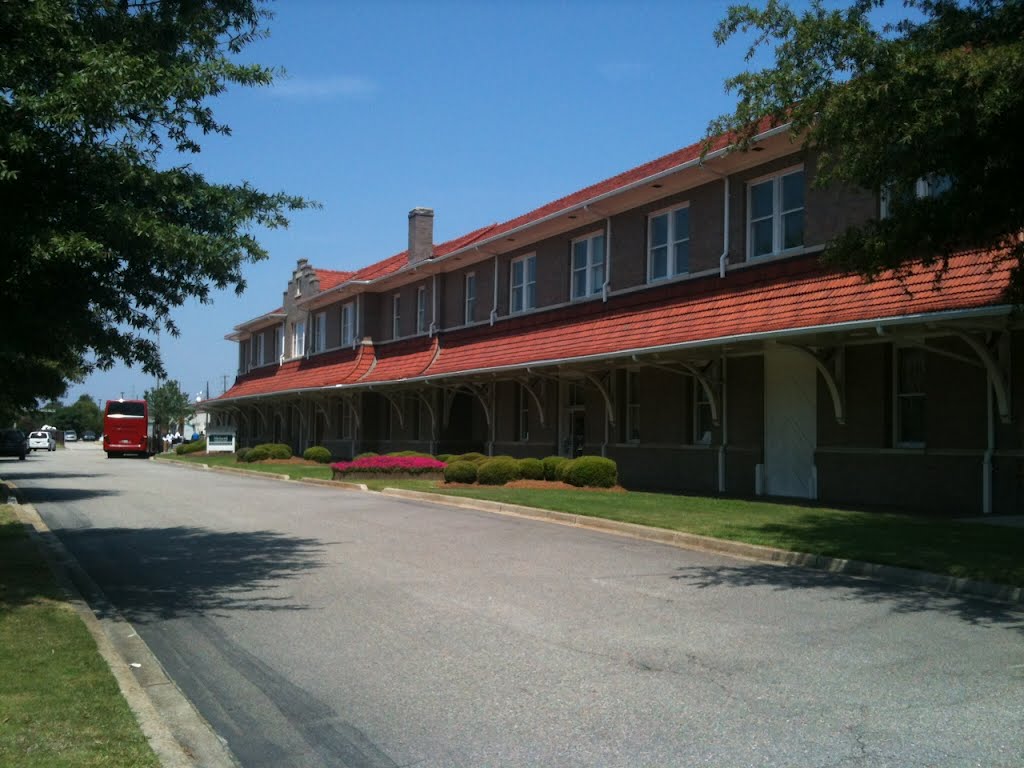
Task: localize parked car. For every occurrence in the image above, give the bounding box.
[81,430,97,442]
[64,430,77,442]
[0,430,28,460]
[28,431,56,452]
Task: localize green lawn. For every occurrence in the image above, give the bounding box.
[159,453,1024,588]
[0,506,159,768]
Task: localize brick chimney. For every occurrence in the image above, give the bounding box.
[408,207,434,264]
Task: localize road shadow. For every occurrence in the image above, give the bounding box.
[670,563,1024,633]
[3,472,103,481]
[20,487,120,504]
[53,525,327,623]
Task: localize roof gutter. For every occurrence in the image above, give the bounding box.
[204,302,1010,406]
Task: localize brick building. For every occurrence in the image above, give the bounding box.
[204,122,1021,516]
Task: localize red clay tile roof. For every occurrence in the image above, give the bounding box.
[314,269,354,291]
[213,249,1011,402]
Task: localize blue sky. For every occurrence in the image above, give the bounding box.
[65,0,880,405]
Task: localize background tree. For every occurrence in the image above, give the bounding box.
[0,1,312,416]
[54,395,103,436]
[144,380,194,433]
[709,0,1024,293]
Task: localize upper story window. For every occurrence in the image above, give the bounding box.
[510,254,536,314]
[340,302,355,346]
[392,294,401,339]
[648,205,689,281]
[312,312,326,353]
[464,272,476,324]
[275,325,284,361]
[416,286,428,334]
[571,232,606,300]
[255,334,265,366]
[881,174,953,219]
[895,346,926,447]
[748,167,804,259]
[291,320,305,357]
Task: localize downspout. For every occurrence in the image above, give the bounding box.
[490,254,499,326]
[699,158,731,277]
[584,204,612,302]
[429,274,438,337]
[983,376,994,515]
[718,355,728,493]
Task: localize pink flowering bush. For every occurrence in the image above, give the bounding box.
[330,455,446,476]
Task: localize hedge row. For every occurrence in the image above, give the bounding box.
[175,439,206,455]
[443,455,617,488]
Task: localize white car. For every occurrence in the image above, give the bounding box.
[29,431,56,452]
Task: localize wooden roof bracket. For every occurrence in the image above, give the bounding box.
[634,357,721,427]
[378,391,406,429]
[949,330,1011,423]
[580,372,615,427]
[514,377,547,428]
[308,394,334,430]
[339,394,362,431]
[777,343,846,425]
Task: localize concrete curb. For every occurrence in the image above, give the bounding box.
[381,488,1024,605]
[5,483,239,768]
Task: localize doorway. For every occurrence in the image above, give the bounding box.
[763,346,817,498]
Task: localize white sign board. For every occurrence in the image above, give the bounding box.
[206,425,237,454]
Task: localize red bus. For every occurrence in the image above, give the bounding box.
[103,399,150,458]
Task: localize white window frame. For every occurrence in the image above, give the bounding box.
[894,345,926,448]
[625,370,640,444]
[276,325,284,362]
[693,380,713,445]
[647,203,690,282]
[747,165,805,260]
[517,384,529,442]
[291,320,305,358]
[312,311,326,353]
[340,403,354,439]
[571,231,606,300]
[255,334,265,366]
[392,294,401,339]
[881,175,953,219]
[464,272,476,324]
[416,286,427,334]
[510,253,536,314]
[340,302,355,347]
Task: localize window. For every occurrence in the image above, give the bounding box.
[626,371,640,443]
[291,320,305,357]
[416,286,428,334]
[255,334,265,366]
[392,294,401,339]
[571,232,606,299]
[341,302,355,346]
[510,254,536,314]
[748,168,804,259]
[312,312,326,353]
[895,346,926,446]
[648,205,689,281]
[464,272,476,324]
[881,174,953,219]
[276,325,284,361]
[340,402,354,439]
[517,385,529,442]
[693,381,713,445]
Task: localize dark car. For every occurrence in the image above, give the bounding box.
[81,430,98,441]
[0,429,28,460]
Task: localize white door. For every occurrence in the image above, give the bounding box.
[764,347,817,498]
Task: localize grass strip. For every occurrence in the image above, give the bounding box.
[0,505,159,768]
[160,453,1024,587]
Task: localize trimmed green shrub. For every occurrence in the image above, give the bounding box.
[555,458,575,482]
[454,452,487,464]
[236,447,250,463]
[564,456,618,488]
[444,460,478,484]
[303,446,332,464]
[477,457,521,486]
[543,455,569,481]
[246,446,270,462]
[517,458,545,480]
[435,454,453,463]
[354,451,379,460]
[252,442,292,460]
[387,450,435,459]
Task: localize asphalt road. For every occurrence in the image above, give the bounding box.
[4,447,1023,768]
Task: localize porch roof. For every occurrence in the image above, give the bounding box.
[212,248,1012,403]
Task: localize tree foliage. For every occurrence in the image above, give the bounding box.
[54,394,103,436]
[710,0,1024,293]
[144,379,193,431]
[0,0,312,415]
